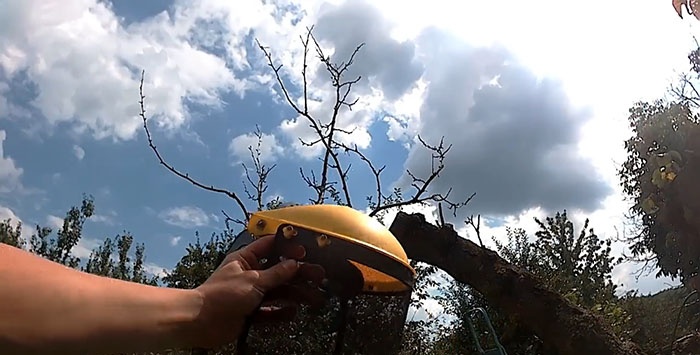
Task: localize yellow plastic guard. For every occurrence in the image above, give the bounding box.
[248,204,415,293]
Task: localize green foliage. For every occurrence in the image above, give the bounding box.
[619,286,699,352]
[83,232,159,285]
[0,195,95,269]
[619,100,700,280]
[532,211,617,308]
[163,231,229,289]
[0,217,23,248]
[31,195,96,268]
[434,210,625,355]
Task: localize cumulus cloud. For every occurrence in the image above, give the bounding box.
[70,237,102,259]
[159,206,210,229]
[72,145,85,160]
[392,28,612,218]
[0,130,23,193]
[144,262,169,278]
[313,0,424,101]
[280,0,612,218]
[0,0,307,141]
[229,130,283,164]
[46,214,64,230]
[274,0,424,159]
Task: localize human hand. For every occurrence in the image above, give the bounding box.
[189,235,325,349]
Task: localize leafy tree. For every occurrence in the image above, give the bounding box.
[435,211,626,354]
[163,232,230,289]
[1,195,94,268]
[0,217,23,248]
[32,195,95,268]
[531,211,617,308]
[84,232,159,285]
[619,45,700,290]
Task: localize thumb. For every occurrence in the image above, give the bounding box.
[256,259,299,292]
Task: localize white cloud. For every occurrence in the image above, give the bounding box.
[278,87,385,159]
[87,209,117,226]
[169,236,181,246]
[229,130,283,164]
[69,237,102,259]
[0,130,23,193]
[144,262,169,278]
[0,0,308,141]
[72,144,85,160]
[159,206,210,229]
[46,214,64,230]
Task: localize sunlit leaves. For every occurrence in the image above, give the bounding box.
[619,99,700,281]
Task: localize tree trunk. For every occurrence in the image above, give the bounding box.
[389,212,646,355]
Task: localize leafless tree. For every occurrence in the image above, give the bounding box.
[139,26,472,228]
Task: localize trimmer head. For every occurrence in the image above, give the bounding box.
[227,204,416,355]
[246,204,415,297]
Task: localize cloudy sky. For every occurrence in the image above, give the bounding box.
[1,0,698,299]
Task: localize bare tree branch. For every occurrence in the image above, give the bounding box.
[221,209,244,231]
[256,26,358,207]
[258,27,474,223]
[671,73,700,108]
[368,135,475,217]
[138,70,249,226]
[340,143,386,209]
[241,125,277,211]
[466,214,485,248]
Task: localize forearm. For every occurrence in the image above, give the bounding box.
[0,243,203,354]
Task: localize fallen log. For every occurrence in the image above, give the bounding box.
[389,212,646,355]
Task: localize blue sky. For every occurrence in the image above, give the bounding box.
[1,0,699,300]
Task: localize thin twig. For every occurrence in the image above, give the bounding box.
[139,70,248,226]
[369,135,475,217]
[241,125,277,211]
[256,27,359,207]
[466,214,485,248]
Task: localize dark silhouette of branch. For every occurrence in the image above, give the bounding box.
[138,70,249,226]
[340,143,386,209]
[466,214,485,248]
[221,210,237,231]
[670,73,700,108]
[368,135,475,217]
[241,125,277,212]
[256,26,358,207]
[437,203,448,228]
[257,27,473,221]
